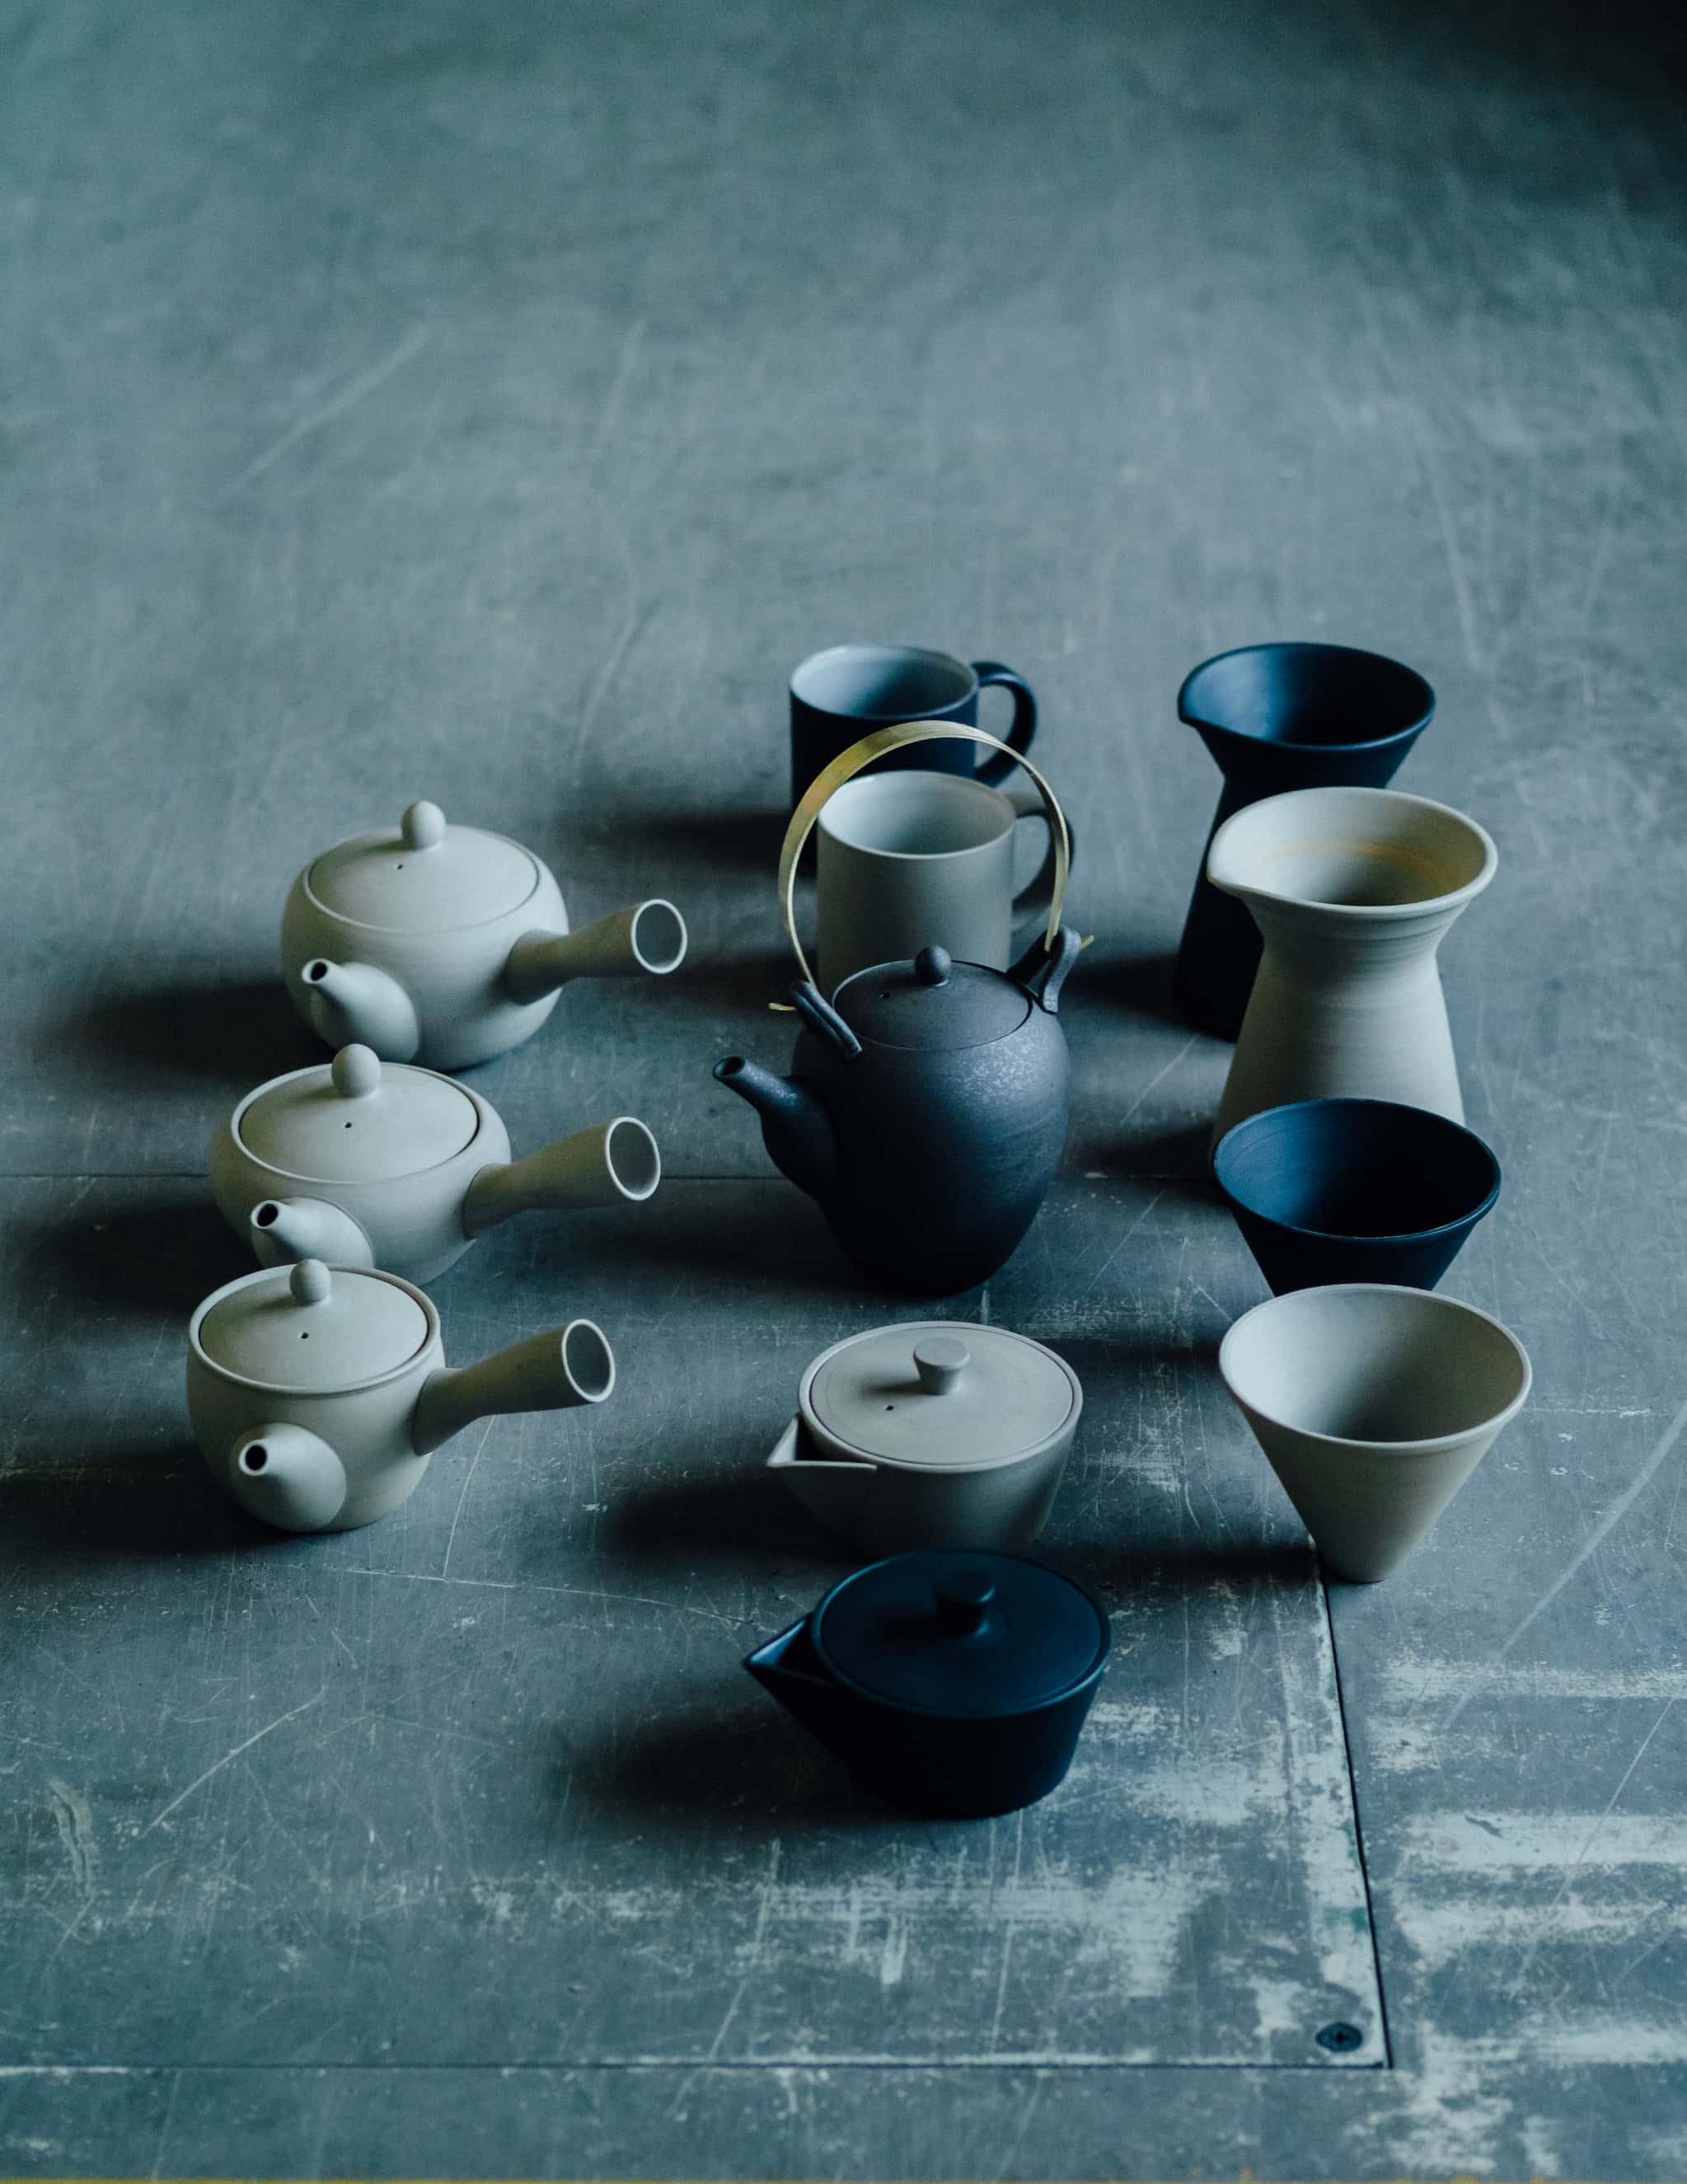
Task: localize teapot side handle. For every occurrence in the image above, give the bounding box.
[1011,924,1084,1015]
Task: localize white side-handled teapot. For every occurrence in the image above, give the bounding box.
[281,800,687,1069]
[186,1258,616,1532]
[210,1043,659,1284]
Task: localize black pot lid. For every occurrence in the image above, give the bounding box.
[832,946,1029,1052]
[811,1549,1109,1718]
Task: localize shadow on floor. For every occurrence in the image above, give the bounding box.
[566,1700,902,1843]
[21,1191,248,1320]
[46,974,318,1092]
[0,1435,265,1577]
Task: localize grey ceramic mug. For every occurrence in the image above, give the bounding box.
[816,769,1057,989]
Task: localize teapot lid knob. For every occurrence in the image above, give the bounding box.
[933,1571,996,1635]
[401,800,446,851]
[330,1044,382,1100]
[914,944,952,987]
[913,1336,970,1394]
[289,1259,333,1307]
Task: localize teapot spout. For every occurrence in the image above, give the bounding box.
[503,901,688,1004]
[712,1057,838,1202]
[250,1196,374,1269]
[227,1423,348,1533]
[299,958,420,1062]
[744,1619,855,1758]
[411,1321,616,1455]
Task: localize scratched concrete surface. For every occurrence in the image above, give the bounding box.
[3,0,1687,2173]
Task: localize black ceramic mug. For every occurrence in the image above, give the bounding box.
[790,643,1037,808]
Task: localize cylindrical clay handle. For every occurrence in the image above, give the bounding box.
[411,1323,617,1455]
[461,1118,662,1236]
[780,721,1072,991]
[504,902,688,1002]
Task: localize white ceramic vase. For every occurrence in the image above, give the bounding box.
[1218,1283,1531,1582]
[1207,786,1497,1144]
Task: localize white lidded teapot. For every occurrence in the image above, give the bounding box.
[210,1043,660,1284]
[186,1258,616,1532]
[282,799,687,1069]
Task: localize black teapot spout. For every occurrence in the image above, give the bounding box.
[744,1619,858,1759]
[712,1056,839,1202]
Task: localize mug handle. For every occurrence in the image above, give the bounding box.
[1002,779,1074,949]
[970,661,1037,785]
[781,721,1071,991]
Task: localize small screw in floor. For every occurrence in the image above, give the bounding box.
[1316,2022,1363,2053]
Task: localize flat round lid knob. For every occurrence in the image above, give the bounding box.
[401,800,446,850]
[915,944,952,986]
[290,1259,333,1306]
[330,1044,382,1100]
[914,1337,969,1394]
[934,1572,995,1633]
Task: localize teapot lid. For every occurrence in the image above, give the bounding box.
[194,1260,433,1390]
[831,946,1029,1052]
[234,1046,482,1181]
[812,1549,1109,1718]
[803,1321,1079,1472]
[305,801,541,932]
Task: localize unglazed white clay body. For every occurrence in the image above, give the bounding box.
[186,1258,616,1533]
[769,1322,1082,1554]
[1218,1282,1531,1582]
[281,800,687,1070]
[209,1045,660,1284]
[1208,786,1497,1144]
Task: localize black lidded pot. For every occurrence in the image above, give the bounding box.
[745,1549,1110,1819]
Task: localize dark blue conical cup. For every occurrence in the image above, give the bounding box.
[1213,1099,1500,1296]
[1172,644,1435,1038]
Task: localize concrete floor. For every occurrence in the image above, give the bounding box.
[4,0,1687,2173]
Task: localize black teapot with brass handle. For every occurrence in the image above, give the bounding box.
[715,724,1080,1295]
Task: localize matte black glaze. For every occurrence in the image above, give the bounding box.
[790,655,1037,805]
[1172,643,1436,1038]
[1214,1098,1501,1295]
[745,1550,1111,1819]
[716,931,1080,1294]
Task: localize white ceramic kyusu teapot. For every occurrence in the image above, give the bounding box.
[769,1321,1083,1554]
[187,1258,616,1532]
[210,1043,660,1284]
[281,800,688,1069]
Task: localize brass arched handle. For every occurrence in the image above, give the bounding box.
[779,722,1072,991]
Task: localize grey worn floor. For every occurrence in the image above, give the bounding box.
[4,0,1687,2174]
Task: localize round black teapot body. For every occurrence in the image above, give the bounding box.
[799,941,1074,1292]
[716,932,1080,1295]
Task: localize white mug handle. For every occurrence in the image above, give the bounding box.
[780,722,1072,991]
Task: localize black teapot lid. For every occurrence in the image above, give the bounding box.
[811,1549,1109,1718]
[832,946,1030,1052]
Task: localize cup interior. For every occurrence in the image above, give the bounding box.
[1182,644,1432,750]
[819,771,1010,857]
[1216,1100,1500,1240]
[1211,788,1493,908]
[792,643,974,720]
[1221,1286,1529,1445]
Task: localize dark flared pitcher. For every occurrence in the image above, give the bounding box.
[1171,643,1435,1038]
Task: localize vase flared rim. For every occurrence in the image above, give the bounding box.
[1179,642,1436,755]
[1207,786,1497,920]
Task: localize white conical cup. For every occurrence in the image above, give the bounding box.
[1207,786,1497,1144]
[1218,1283,1531,1582]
